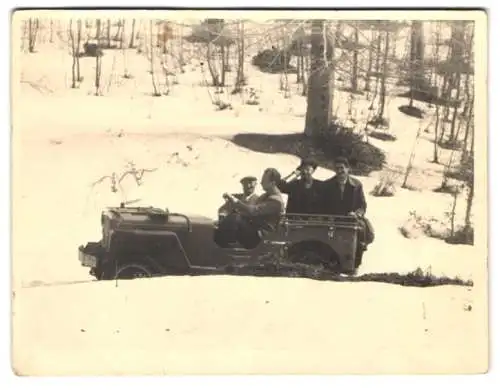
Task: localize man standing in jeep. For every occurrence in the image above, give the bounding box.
[278,158,324,214]
[215,168,285,249]
[322,157,374,269]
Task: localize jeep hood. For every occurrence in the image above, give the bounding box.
[109,209,214,229]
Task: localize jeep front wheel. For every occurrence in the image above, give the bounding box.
[114,263,153,279]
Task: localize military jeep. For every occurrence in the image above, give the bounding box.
[78,204,362,280]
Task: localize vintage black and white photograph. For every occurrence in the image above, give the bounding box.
[11,9,488,375]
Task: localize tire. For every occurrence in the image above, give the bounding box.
[113,262,154,280]
[287,245,341,272]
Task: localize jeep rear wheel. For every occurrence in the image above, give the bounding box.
[114,263,153,279]
[287,245,341,273]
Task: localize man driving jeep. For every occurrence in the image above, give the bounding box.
[214,168,285,249]
[218,176,259,218]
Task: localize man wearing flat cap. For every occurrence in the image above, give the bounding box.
[215,168,284,249]
[278,158,324,214]
[218,176,259,217]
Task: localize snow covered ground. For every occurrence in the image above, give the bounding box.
[11,16,488,375]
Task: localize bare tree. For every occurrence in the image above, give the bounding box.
[351,23,359,92]
[376,28,390,123]
[432,102,441,163]
[279,23,290,97]
[364,29,374,91]
[463,125,474,239]
[95,54,102,96]
[69,20,77,88]
[149,20,161,96]
[106,19,111,48]
[374,29,382,94]
[234,20,246,92]
[76,20,82,81]
[186,19,234,87]
[178,23,185,67]
[49,19,54,43]
[95,19,101,40]
[402,120,429,188]
[28,18,39,53]
[408,20,426,107]
[129,19,136,48]
[119,19,125,49]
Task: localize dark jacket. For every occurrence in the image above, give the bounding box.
[321,175,367,216]
[277,178,324,214]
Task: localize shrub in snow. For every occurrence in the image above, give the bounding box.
[371,172,398,197]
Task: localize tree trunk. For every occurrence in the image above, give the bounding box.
[162,23,168,54]
[352,27,359,92]
[449,74,461,142]
[402,122,426,188]
[76,19,82,81]
[21,20,27,51]
[409,21,425,102]
[28,18,39,53]
[235,21,245,88]
[304,19,333,137]
[95,54,102,96]
[119,19,125,49]
[302,52,308,96]
[149,21,160,96]
[224,45,231,72]
[49,20,54,43]
[374,31,382,96]
[450,189,458,237]
[296,52,302,83]
[129,19,136,48]
[96,19,101,40]
[69,20,76,88]
[463,27,474,117]
[377,30,390,120]
[106,19,111,48]
[461,99,474,164]
[179,23,185,66]
[433,104,440,163]
[438,42,453,142]
[239,21,245,83]
[280,24,289,96]
[114,20,122,41]
[206,43,219,86]
[220,45,226,86]
[464,179,474,235]
[365,29,373,91]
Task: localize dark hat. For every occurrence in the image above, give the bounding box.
[334,156,350,167]
[240,176,257,184]
[298,158,318,170]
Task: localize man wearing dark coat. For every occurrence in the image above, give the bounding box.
[322,157,374,271]
[278,158,324,214]
[321,157,367,218]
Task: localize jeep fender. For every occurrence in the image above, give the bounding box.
[108,229,192,272]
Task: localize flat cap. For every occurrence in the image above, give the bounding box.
[240,176,258,184]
